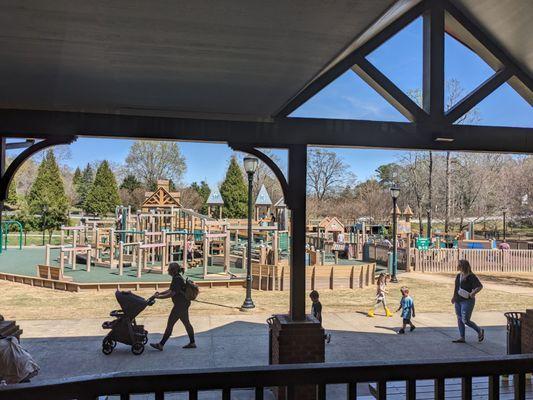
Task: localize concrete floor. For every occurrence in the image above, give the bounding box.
[16,311,512,399]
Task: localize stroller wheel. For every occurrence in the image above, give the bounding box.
[103,338,117,348]
[102,344,113,355]
[132,343,144,355]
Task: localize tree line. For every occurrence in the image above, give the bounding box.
[306,149,532,234]
[4,142,284,241]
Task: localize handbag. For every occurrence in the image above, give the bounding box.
[458,288,471,299]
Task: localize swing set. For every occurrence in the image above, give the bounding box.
[0,220,23,254]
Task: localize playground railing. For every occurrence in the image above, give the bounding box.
[1,354,531,399]
[413,248,533,273]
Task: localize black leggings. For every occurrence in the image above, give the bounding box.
[160,303,195,345]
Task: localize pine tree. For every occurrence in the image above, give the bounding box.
[191,181,211,214]
[220,156,248,218]
[72,167,82,187]
[84,160,121,216]
[6,178,18,207]
[72,167,82,206]
[27,150,70,241]
[120,174,142,193]
[78,164,94,210]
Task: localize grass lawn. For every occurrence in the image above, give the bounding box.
[2,274,531,320]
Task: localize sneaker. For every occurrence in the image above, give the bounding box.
[183,342,197,349]
[398,329,405,334]
[367,310,375,318]
[150,343,164,351]
[478,329,485,342]
[410,325,416,332]
[452,338,466,343]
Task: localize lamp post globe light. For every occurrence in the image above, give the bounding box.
[242,157,258,310]
[390,186,400,283]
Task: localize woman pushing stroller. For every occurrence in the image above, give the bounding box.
[150,262,197,351]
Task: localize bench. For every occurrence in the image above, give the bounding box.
[37,265,73,282]
[0,314,22,340]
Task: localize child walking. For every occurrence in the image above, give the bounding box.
[309,290,331,343]
[396,286,416,334]
[367,273,393,317]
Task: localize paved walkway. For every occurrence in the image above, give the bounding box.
[407,272,533,296]
[16,311,509,398]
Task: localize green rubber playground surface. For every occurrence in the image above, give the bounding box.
[0,247,243,283]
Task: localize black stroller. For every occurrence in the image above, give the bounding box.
[101,291,156,355]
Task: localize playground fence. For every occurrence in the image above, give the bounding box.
[363,243,409,270]
[252,262,376,291]
[413,249,533,273]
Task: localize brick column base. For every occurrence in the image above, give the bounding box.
[269,314,325,400]
[522,309,533,354]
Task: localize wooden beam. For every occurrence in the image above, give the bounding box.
[423,0,445,120]
[351,58,429,122]
[445,68,513,123]
[444,0,533,97]
[0,109,531,153]
[273,1,428,117]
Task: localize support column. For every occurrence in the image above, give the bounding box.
[288,144,307,321]
[423,0,445,121]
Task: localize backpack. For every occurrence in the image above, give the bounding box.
[184,278,199,301]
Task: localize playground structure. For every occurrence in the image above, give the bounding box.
[31,180,292,286]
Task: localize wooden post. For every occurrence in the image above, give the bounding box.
[161,231,167,273]
[45,244,50,266]
[86,248,91,272]
[109,228,115,269]
[182,234,188,271]
[273,230,279,266]
[118,241,124,275]
[203,232,209,277]
[60,248,65,275]
[224,228,230,273]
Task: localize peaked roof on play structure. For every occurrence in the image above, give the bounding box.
[255,185,272,206]
[142,185,181,209]
[207,186,224,205]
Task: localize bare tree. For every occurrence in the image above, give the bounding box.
[443,79,481,234]
[307,148,355,201]
[125,141,187,189]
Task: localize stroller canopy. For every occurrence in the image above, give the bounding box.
[115,291,150,319]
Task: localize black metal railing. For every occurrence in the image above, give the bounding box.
[0,354,531,400]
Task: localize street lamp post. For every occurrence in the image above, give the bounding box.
[426,207,431,239]
[502,208,508,242]
[241,157,258,310]
[390,186,400,283]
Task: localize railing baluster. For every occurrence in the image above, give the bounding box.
[514,373,525,400]
[255,387,264,400]
[222,387,231,400]
[377,381,386,400]
[155,391,164,400]
[189,388,198,400]
[489,375,500,400]
[287,385,295,400]
[462,376,472,400]
[434,378,445,400]
[407,379,416,400]
[317,383,326,400]
[346,382,356,400]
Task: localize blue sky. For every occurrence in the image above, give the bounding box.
[17,17,533,188]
